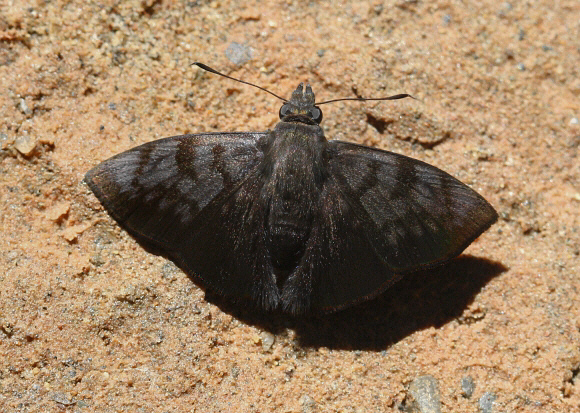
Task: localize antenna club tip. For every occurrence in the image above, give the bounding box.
[193,62,209,70]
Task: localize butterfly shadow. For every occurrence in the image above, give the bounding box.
[203,254,507,351]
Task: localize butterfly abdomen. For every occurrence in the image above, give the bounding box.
[262,121,328,284]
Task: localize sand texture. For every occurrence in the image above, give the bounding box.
[1,0,579,411]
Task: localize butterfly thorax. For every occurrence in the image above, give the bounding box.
[264,117,328,280]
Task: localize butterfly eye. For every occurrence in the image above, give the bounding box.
[279,104,293,119]
[309,106,323,124]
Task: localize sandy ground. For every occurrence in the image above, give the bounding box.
[1,0,579,412]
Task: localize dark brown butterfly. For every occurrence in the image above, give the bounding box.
[85,63,497,315]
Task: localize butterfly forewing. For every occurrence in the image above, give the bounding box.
[85,132,268,256]
[326,141,498,273]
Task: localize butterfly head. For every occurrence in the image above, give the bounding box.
[279,83,323,124]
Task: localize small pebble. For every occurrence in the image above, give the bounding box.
[407,375,442,413]
[225,42,254,65]
[50,392,74,405]
[19,98,32,115]
[61,223,92,242]
[260,331,275,351]
[300,394,317,413]
[461,376,476,398]
[479,392,496,413]
[46,202,71,222]
[14,135,36,156]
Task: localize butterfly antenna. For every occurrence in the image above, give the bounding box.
[193,62,288,102]
[316,94,417,105]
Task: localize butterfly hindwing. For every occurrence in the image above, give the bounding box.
[280,177,401,314]
[326,141,498,273]
[168,169,281,310]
